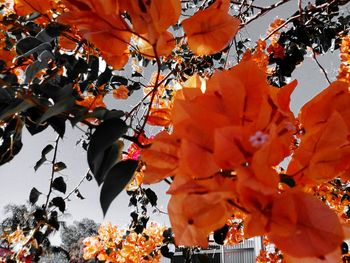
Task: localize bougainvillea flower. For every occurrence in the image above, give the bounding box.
[142,57,301,249]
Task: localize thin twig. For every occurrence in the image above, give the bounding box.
[241,0,292,27]
[63,172,87,201]
[311,47,331,84]
[263,0,337,41]
[137,46,162,139]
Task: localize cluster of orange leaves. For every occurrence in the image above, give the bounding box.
[309,180,350,222]
[224,214,245,246]
[83,222,165,263]
[266,18,286,60]
[141,52,350,261]
[144,73,176,127]
[256,237,283,263]
[59,0,239,69]
[338,34,350,84]
[124,133,154,191]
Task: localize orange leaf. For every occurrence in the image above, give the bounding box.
[182,4,240,55]
[14,0,53,16]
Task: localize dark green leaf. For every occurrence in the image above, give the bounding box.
[50,197,66,213]
[17,42,52,59]
[86,172,93,181]
[96,67,112,87]
[24,50,53,84]
[29,187,41,204]
[47,116,66,138]
[52,176,67,194]
[100,159,138,216]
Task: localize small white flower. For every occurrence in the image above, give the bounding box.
[249,131,269,147]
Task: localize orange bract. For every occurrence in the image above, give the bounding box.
[269,190,344,258]
[122,0,180,45]
[182,3,240,55]
[147,108,172,127]
[14,0,54,16]
[113,85,129,100]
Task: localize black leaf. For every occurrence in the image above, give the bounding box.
[87,118,128,183]
[52,176,67,194]
[75,189,85,200]
[160,245,174,258]
[280,173,296,188]
[34,156,46,171]
[50,197,66,213]
[145,188,158,207]
[100,159,138,216]
[29,187,41,204]
[16,36,42,55]
[213,224,229,245]
[41,144,54,157]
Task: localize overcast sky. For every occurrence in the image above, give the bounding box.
[0,0,344,244]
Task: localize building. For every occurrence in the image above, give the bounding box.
[168,237,262,263]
